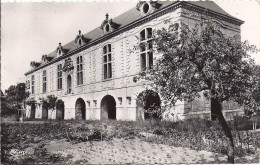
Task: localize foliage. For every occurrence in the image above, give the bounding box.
[1,91,16,116]
[133,19,259,163]
[4,83,30,107]
[144,118,260,157]
[41,95,57,110]
[243,65,260,115]
[56,99,64,110]
[40,95,64,111]
[134,20,259,112]
[137,90,163,119]
[2,83,30,116]
[231,115,260,130]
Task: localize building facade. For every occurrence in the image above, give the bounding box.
[25,1,244,121]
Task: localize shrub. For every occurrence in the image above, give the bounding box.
[231,115,260,131]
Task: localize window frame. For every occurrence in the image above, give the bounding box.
[103,44,112,79]
[140,28,153,71]
[77,56,83,85]
[57,64,63,90]
[43,70,47,93]
[31,75,35,94]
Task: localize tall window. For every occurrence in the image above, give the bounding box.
[77,56,83,85]
[57,64,62,89]
[103,44,112,79]
[43,70,47,93]
[31,75,35,94]
[67,75,72,94]
[140,28,153,71]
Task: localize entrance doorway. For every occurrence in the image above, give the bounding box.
[75,98,86,120]
[101,95,116,120]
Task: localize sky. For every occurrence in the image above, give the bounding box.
[1,0,260,92]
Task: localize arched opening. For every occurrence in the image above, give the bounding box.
[56,100,65,120]
[42,104,48,120]
[101,95,116,120]
[67,75,72,94]
[136,90,161,120]
[30,103,36,119]
[75,98,86,120]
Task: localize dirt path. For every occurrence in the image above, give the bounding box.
[44,138,258,164]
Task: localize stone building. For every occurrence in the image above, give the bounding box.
[25,1,243,121]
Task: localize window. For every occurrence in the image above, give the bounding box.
[142,3,150,14]
[31,75,35,94]
[103,44,112,79]
[57,64,62,89]
[77,56,83,85]
[140,28,153,71]
[78,39,82,46]
[105,24,110,33]
[43,70,47,93]
[67,75,72,94]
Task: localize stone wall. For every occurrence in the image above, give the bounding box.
[25,4,242,121]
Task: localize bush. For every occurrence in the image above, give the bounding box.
[231,115,260,131]
[141,117,259,157]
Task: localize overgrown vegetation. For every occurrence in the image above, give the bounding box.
[145,116,259,157]
[134,19,260,163]
[2,116,259,164]
[1,83,29,117]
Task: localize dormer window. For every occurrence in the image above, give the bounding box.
[136,1,161,16]
[56,43,64,57]
[75,30,88,48]
[100,13,120,35]
[105,24,110,33]
[41,54,53,64]
[142,3,149,14]
[78,39,82,46]
[30,61,41,69]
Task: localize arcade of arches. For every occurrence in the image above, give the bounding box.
[73,92,161,121]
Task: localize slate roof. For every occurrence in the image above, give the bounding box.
[26,1,243,75]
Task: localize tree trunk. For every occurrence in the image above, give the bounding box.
[211,98,234,163]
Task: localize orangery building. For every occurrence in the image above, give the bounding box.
[25,1,243,121]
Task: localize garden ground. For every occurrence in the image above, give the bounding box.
[1,117,260,164]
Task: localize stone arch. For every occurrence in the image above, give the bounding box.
[56,100,65,120]
[136,90,161,120]
[31,103,36,119]
[42,104,48,120]
[75,98,86,120]
[101,95,116,120]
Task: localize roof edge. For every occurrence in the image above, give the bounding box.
[25,1,244,76]
[183,1,244,25]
